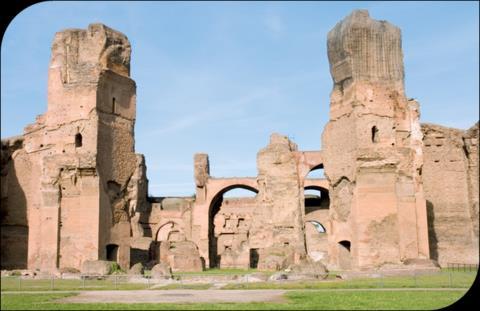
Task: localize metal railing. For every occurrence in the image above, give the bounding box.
[0,268,477,292]
[446,263,479,272]
[0,274,153,291]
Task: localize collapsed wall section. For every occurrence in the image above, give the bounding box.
[249,133,306,270]
[214,197,256,269]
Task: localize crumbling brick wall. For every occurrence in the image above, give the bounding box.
[1,24,149,272]
[0,137,29,269]
[422,122,479,266]
[322,10,429,270]
[249,133,306,269]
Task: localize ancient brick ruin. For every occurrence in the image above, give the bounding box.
[1,10,478,273]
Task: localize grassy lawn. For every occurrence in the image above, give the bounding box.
[221,271,477,290]
[0,290,468,310]
[1,270,476,292]
[0,277,148,291]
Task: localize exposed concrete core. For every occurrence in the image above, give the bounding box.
[1,11,477,274]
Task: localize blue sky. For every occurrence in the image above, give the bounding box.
[1,1,478,197]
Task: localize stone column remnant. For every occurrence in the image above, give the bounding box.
[194,153,210,203]
[249,133,306,270]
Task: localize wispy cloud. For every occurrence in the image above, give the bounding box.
[146,85,279,136]
[405,20,478,63]
[142,68,324,137]
[149,112,210,135]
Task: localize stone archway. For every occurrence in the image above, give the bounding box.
[154,221,185,243]
[192,177,258,268]
[304,184,329,263]
[207,183,258,268]
[152,221,203,272]
[304,185,330,214]
[295,151,324,185]
[152,221,184,262]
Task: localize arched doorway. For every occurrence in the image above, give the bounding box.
[338,240,352,270]
[151,220,203,271]
[306,163,325,178]
[152,221,184,263]
[208,184,258,268]
[304,165,329,263]
[155,221,185,243]
[304,186,330,214]
[303,164,328,214]
[304,185,329,263]
[155,221,185,242]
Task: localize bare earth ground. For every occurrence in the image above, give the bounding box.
[3,288,459,304]
[58,289,288,304]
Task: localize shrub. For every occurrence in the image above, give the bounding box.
[109,262,125,275]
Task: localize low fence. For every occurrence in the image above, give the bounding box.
[0,268,477,292]
[446,263,479,272]
[1,274,152,291]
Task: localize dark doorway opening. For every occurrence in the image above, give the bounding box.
[112,97,116,114]
[304,186,330,214]
[75,133,82,148]
[209,197,222,268]
[426,200,438,261]
[250,249,259,269]
[339,240,350,251]
[371,126,379,143]
[106,244,119,262]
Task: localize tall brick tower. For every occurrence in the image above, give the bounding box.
[22,24,140,271]
[322,10,430,270]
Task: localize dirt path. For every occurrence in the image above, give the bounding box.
[2,288,468,304]
[58,289,288,304]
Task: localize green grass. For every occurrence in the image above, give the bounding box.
[0,277,148,291]
[0,290,469,310]
[221,271,477,290]
[1,270,476,292]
